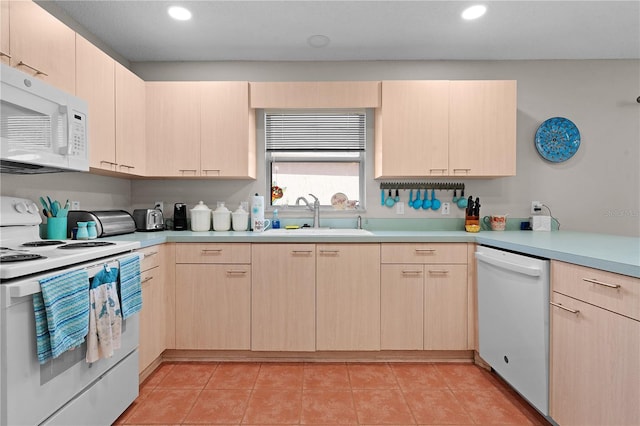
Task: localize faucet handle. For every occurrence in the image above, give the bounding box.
[308,193,319,204]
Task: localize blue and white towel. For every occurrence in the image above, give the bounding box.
[86,265,122,363]
[33,270,90,364]
[119,254,142,319]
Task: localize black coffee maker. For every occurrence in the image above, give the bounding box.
[173,203,187,230]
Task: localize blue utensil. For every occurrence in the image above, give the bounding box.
[413,189,422,210]
[422,189,431,209]
[385,190,395,207]
[408,190,414,208]
[457,189,468,208]
[431,189,441,210]
[381,189,385,206]
[452,189,459,203]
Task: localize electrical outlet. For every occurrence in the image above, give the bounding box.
[531,201,543,214]
[395,201,405,215]
[441,202,450,215]
[71,201,80,210]
[154,201,164,212]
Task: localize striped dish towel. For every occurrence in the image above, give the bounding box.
[33,270,90,364]
[119,254,142,319]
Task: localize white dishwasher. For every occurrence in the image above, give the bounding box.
[475,245,550,416]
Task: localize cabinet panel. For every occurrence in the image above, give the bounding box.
[9,0,75,94]
[550,292,640,425]
[139,246,161,271]
[381,243,467,264]
[115,63,146,175]
[138,266,164,372]
[375,80,449,178]
[175,264,251,350]
[251,244,316,351]
[200,82,255,178]
[250,81,381,108]
[380,264,424,350]
[175,243,251,264]
[75,35,116,171]
[145,82,201,176]
[552,261,639,321]
[1,1,10,64]
[449,80,517,177]
[316,244,381,351]
[424,265,468,350]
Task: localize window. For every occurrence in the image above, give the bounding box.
[265,110,366,209]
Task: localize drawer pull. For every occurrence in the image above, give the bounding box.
[415,248,436,253]
[141,276,153,284]
[582,278,621,289]
[291,250,313,254]
[402,270,423,275]
[17,60,48,76]
[145,251,159,257]
[550,301,579,314]
[319,250,339,254]
[428,269,450,274]
[227,270,247,275]
[202,249,222,253]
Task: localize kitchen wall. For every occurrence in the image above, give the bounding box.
[1,59,638,236]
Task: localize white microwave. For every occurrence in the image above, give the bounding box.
[0,64,89,173]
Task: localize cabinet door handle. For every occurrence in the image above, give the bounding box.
[179,169,197,175]
[141,276,153,284]
[227,270,247,275]
[415,248,436,253]
[428,269,449,274]
[453,168,471,174]
[0,51,12,59]
[202,169,221,175]
[582,278,621,289]
[145,251,159,257]
[100,160,117,166]
[291,250,313,254]
[202,249,222,254]
[17,60,48,76]
[119,164,135,169]
[319,249,339,255]
[429,168,447,174]
[402,270,423,275]
[550,301,579,314]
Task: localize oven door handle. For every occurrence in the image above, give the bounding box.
[8,252,142,298]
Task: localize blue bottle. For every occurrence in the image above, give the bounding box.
[76,222,89,240]
[272,209,281,229]
[87,221,98,239]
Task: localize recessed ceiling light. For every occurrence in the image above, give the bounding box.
[307,34,331,48]
[168,6,192,21]
[461,5,487,20]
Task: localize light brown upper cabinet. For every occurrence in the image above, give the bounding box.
[146,81,255,178]
[374,81,450,178]
[76,35,116,172]
[449,80,517,177]
[250,81,381,108]
[201,82,255,178]
[9,0,76,94]
[0,1,9,65]
[375,80,517,178]
[115,63,146,175]
[146,82,201,177]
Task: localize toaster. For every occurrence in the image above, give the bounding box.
[133,209,165,231]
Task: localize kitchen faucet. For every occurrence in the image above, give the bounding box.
[295,193,320,228]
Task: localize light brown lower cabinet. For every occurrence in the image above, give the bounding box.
[174,244,251,350]
[138,246,165,373]
[316,244,381,351]
[251,244,316,351]
[380,243,468,350]
[550,261,640,425]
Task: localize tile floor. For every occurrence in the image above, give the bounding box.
[114,362,550,425]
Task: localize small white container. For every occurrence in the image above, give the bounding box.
[190,201,211,231]
[213,202,231,231]
[232,204,249,231]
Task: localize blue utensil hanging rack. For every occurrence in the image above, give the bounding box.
[379,182,465,190]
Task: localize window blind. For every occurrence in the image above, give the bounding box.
[265,112,365,151]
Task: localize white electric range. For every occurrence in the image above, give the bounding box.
[0,196,141,426]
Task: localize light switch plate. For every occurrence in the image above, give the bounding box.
[441,202,450,215]
[395,201,405,215]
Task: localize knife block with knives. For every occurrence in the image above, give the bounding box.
[465,196,480,226]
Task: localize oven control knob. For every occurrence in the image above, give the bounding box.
[14,201,28,213]
[27,202,40,214]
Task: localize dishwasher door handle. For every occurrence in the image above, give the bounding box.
[475,252,542,277]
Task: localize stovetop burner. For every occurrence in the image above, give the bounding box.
[21,240,66,247]
[0,253,46,263]
[58,241,116,249]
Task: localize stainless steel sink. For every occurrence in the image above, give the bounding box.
[262,228,373,236]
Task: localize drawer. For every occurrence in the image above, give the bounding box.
[552,261,639,321]
[176,243,251,264]
[138,246,161,271]
[381,243,467,264]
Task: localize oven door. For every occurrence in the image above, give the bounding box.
[0,254,140,426]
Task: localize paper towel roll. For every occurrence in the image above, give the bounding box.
[251,194,265,232]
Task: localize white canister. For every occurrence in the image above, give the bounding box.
[250,194,270,232]
[190,201,212,231]
[232,204,249,231]
[213,202,231,231]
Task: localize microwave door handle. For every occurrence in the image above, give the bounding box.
[57,104,73,155]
